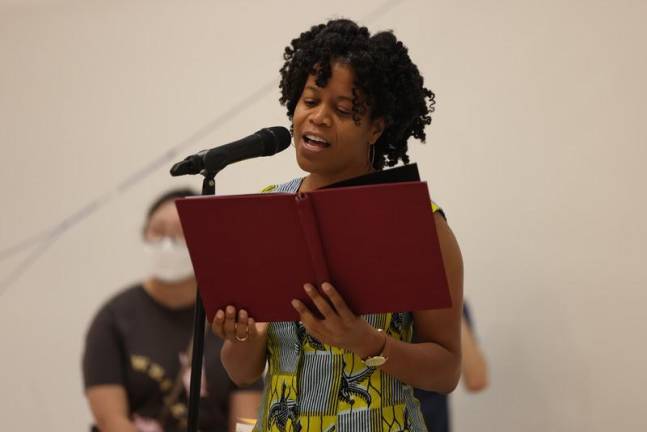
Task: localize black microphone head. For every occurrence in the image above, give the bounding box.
[169,154,204,176]
[259,126,291,156]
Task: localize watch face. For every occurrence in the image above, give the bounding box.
[364,356,386,368]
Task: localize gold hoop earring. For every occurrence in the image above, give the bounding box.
[368,144,375,169]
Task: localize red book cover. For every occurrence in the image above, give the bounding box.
[176,181,451,322]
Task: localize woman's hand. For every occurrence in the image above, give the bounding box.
[291,282,384,358]
[212,306,269,387]
[211,306,268,343]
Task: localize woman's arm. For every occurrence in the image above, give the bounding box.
[213,307,268,386]
[292,212,463,393]
[86,385,137,432]
[359,212,463,392]
[227,390,263,432]
[380,212,463,392]
[461,319,489,392]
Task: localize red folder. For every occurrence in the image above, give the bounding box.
[176,181,451,322]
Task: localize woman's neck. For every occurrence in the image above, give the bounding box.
[300,167,375,192]
[143,277,197,309]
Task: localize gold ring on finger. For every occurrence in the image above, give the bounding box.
[235,327,250,342]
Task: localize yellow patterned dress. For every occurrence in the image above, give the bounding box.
[255,178,442,432]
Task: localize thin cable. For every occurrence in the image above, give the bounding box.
[0,231,60,296]
[0,231,52,262]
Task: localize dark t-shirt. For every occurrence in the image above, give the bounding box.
[82,285,260,432]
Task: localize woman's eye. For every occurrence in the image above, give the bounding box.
[303,99,317,107]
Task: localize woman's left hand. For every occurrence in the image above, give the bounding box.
[291,282,384,358]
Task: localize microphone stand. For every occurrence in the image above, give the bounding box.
[170,127,289,431]
[186,172,215,432]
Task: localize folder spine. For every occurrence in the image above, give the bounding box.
[295,192,330,285]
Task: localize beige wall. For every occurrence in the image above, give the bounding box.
[1,0,645,430]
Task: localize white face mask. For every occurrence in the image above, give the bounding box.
[144,237,194,283]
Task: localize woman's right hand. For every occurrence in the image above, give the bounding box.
[211,306,268,343]
[213,306,269,386]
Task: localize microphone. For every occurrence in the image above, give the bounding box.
[170,126,291,176]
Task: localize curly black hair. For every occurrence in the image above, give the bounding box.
[279,19,435,170]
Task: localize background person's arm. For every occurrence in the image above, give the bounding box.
[86,385,137,432]
[83,302,137,431]
[461,319,489,392]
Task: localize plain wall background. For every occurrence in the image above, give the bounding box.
[1,0,646,430]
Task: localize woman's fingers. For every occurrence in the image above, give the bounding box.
[235,309,250,341]
[212,306,263,343]
[250,318,269,338]
[321,282,355,321]
[211,309,226,338]
[292,299,321,333]
[223,305,237,339]
[304,283,337,318]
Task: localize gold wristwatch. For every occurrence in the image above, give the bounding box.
[362,328,388,368]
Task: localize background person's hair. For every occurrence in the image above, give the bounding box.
[142,188,198,235]
[279,18,436,170]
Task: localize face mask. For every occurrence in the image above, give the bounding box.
[144,237,194,283]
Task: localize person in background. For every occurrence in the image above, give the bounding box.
[82,188,262,432]
[414,303,489,432]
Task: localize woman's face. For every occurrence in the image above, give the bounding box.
[144,201,184,242]
[293,61,384,179]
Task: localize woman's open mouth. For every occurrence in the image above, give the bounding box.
[302,133,331,152]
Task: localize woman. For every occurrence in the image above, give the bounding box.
[82,189,261,432]
[212,19,463,432]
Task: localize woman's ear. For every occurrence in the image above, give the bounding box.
[369,117,385,145]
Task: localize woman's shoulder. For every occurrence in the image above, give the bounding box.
[260,184,278,193]
[431,201,446,220]
[261,179,446,218]
[260,177,303,193]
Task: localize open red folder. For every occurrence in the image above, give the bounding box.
[176,181,451,322]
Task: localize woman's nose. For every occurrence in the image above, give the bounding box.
[310,104,332,127]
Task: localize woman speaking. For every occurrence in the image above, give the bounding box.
[211,19,463,432]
